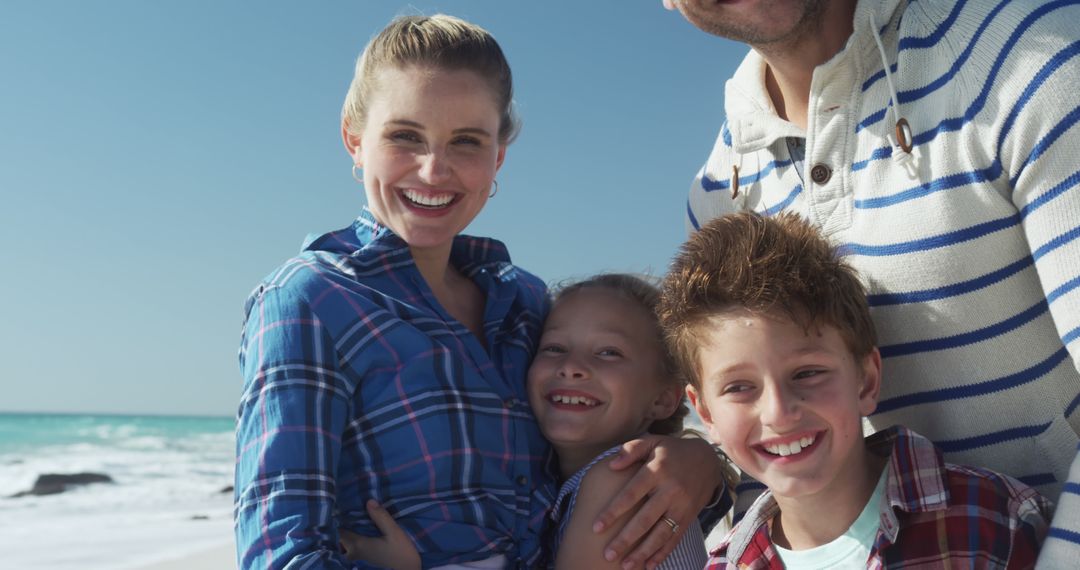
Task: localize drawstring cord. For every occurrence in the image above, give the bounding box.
[729,12,912,199]
[731,157,742,199]
[870,12,914,167]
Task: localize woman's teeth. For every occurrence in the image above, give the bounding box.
[550,394,598,406]
[763,435,816,457]
[402,189,454,208]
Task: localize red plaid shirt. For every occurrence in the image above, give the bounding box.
[705,426,1051,569]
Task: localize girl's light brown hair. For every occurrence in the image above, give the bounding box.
[553,274,690,436]
[658,212,877,389]
[558,274,741,498]
[342,14,520,144]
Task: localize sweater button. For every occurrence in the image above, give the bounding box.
[810,163,832,184]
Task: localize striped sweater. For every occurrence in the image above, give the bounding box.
[684,0,1080,565]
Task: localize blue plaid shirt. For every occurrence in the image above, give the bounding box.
[235,208,554,569]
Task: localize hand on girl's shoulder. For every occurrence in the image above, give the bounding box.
[553,457,641,569]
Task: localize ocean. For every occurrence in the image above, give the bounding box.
[0,412,236,569]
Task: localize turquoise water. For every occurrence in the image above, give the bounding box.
[1,412,236,569]
[0,412,233,455]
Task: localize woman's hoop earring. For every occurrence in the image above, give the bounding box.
[351,165,363,184]
[489,179,499,198]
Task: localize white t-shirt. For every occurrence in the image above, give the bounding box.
[773,470,886,569]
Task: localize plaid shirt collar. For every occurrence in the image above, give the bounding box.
[719,425,949,566]
[301,206,521,283]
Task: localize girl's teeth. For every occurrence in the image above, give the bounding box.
[551,394,598,406]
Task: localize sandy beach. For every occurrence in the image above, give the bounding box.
[134,542,235,570]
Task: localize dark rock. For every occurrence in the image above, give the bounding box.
[9,472,114,498]
[219,485,234,494]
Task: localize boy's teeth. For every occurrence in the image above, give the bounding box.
[403,189,454,207]
[764,435,816,456]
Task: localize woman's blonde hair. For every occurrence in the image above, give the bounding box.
[342,14,520,144]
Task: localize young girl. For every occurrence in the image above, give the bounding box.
[529,274,733,569]
[346,274,736,568]
[234,14,728,570]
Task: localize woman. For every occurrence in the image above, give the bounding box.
[234,14,726,569]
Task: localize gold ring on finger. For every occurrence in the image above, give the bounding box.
[661,515,679,535]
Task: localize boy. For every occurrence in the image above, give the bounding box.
[658,212,1052,568]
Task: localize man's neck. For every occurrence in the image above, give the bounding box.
[756,0,857,129]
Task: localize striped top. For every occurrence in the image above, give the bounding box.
[234,208,554,569]
[684,0,1080,564]
[706,426,1051,569]
[547,445,707,569]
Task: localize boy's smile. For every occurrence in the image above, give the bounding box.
[687,312,881,506]
[755,430,820,458]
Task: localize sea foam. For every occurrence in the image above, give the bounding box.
[0,413,235,569]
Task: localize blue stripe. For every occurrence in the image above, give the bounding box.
[1065,325,1080,347]
[1064,482,1080,496]
[855,108,889,134]
[897,0,1015,105]
[842,214,1018,256]
[861,67,892,96]
[1003,40,1080,182]
[853,3,1080,171]
[852,146,892,173]
[853,163,1000,209]
[1065,389,1080,417]
[898,0,966,49]
[1020,169,1080,220]
[1032,225,1080,262]
[701,159,793,193]
[762,184,802,216]
[934,422,1051,453]
[993,39,1080,152]
[879,300,1048,358]
[721,122,731,147]
[1014,104,1080,188]
[1048,528,1080,545]
[1017,473,1057,487]
[866,256,1032,306]
[860,0,969,94]
[1047,275,1080,305]
[856,0,1012,133]
[687,200,700,231]
[874,347,1068,414]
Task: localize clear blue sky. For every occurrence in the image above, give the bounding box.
[0,1,747,417]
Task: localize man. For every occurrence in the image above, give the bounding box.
[663,0,1080,567]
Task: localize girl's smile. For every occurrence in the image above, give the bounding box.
[527,288,680,475]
